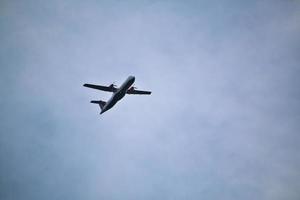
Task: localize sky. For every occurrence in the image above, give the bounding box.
[0,0,300,199]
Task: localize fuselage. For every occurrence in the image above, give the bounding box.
[100,76,135,114]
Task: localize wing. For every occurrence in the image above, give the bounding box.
[127,88,151,95]
[83,83,117,92]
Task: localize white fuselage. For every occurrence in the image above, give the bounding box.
[101,76,135,114]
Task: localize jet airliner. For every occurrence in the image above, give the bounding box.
[83,76,151,114]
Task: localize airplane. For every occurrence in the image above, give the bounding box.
[83,76,151,114]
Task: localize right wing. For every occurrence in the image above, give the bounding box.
[126,88,151,95]
[83,84,117,92]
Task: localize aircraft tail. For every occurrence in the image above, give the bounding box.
[90,100,106,110]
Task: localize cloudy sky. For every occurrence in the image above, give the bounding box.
[1,0,300,199]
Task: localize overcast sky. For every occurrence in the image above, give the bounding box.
[1,0,300,199]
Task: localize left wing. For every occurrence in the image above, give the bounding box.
[127,87,151,95]
[83,83,117,92]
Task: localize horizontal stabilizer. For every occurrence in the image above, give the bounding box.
[90,100,106,110]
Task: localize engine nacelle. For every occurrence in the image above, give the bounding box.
[128,86,137,92]
[109,83,116,89]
